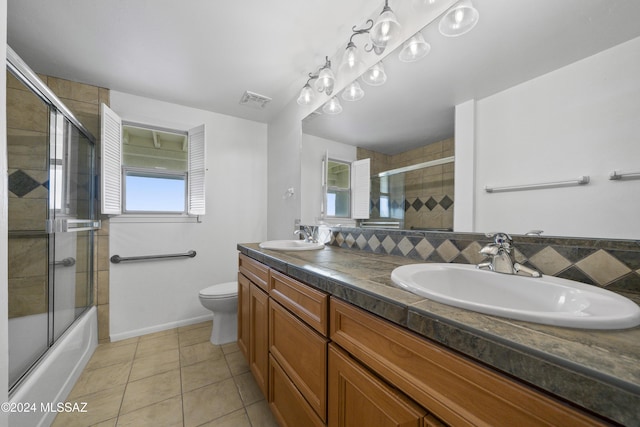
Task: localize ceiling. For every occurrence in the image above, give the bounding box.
[7,0,640,153]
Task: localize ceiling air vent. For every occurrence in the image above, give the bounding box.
[239,91,272,109]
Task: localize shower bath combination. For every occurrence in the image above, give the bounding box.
[6,47,100,426]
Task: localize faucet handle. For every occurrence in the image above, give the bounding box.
[485,232,512,248]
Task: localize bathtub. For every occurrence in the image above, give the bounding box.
[8,307,98,427]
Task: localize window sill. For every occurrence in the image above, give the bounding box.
[108,214,201,224]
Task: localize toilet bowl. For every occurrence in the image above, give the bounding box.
[198,282,238,345]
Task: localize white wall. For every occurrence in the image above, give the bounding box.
[109,91,267,340]
[267,100,303,239]
[1,0,9,419]
[300,133,357,226]
[472,36,640,239]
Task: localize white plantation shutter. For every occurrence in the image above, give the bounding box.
[188,124,206,215]
[351,158,370,219]
[100,103,122,214]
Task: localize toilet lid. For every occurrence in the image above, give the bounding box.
[199,282,237,299]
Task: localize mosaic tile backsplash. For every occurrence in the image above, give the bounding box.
[327,227,640,294]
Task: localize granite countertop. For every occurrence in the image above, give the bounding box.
[238,243,640,426]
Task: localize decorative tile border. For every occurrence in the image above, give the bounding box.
[327,227,640,294]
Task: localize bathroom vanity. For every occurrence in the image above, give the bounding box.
[237,244,640,426]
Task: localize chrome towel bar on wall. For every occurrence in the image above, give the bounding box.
[110,250,197,264]
[484,176,590,193]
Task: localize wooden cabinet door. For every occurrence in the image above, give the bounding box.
[328,344,426,427]
[269,355,325,427]
[237,272,251,360]
[269,298,328,421]
[250,283,269,398]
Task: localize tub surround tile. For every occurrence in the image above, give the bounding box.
[239,242,640,426]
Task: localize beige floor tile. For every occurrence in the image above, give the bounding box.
[234,371,265,406]
[120,369,181,415]
[91,418,117,427]
[85,343,137,371]
[225,349,249,376]
[221,341,240,355]
[181,357,232,393]
[138,328,177,342]
[199,408,251,427]
[129,348,180,381]
[69,362,131,398]
[135,334,179,359]
[52,385,125,427]
[115,395,183,427]
[245,400,279,427]
[178,320,211,333]
[178,324,212,347]
[108,336,140,347]
[180,341,224,367]
[183,378,243,427]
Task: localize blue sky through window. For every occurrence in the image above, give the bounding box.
[125,174,185,212]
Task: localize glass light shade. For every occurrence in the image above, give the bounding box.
[398,33,431,62]
[362,62,387,86]
[341,44,359,72]
[370,7,401,49]
[323,97,343,115]
[439,0,479,37]
[297,84,314,106]
[342,81,364,102]
[316,67,335,96]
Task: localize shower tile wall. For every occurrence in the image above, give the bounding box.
[7,72,112,341]
[358,137,455,230]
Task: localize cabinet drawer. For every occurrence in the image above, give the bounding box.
[270,298,328,421]
[239,254,269,291]
[269,355,326,427]
[329,343,426,427]
[269,269,328,336]
[330,298,605,427]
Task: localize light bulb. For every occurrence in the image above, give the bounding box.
[323,97,343,115]
[297,84,314,106]
[439,0,479,37]
[362,62,387,86]
[342,81,364,102]
[398,33,431,62]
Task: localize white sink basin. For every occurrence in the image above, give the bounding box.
[391,263,640,329]
[259,240,325,251]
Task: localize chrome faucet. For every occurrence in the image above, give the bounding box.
[477,232,541,277]
[294,226,318,243]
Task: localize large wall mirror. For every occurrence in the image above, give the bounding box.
[302,0,640,239]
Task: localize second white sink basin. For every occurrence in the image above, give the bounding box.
[391,263,640,329]
[259,240,324,251]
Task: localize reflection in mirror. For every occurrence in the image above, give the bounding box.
[302,1,640,239]
[358,139,454,230]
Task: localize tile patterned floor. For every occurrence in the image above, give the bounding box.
[52,321,279,427]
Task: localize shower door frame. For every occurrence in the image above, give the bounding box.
[7,46,99,393]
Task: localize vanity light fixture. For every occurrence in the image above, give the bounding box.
[362,62,387,86]
[398,32,431,62]
[340,20,374,73]
[342,81,365,102]
[439,0,479,37]
[296,79,316,106]
[370,0,402,54]
[315,56,336,96]
[323,96,343,115]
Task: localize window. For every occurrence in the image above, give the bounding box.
[322,154,370,220]
[100,103,206,215]
[326,159,351,218]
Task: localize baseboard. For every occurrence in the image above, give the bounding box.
[110,314,213,342]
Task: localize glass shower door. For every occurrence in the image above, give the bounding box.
[48,114,95,341]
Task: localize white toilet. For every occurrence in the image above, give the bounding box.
[198,282,238,345]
